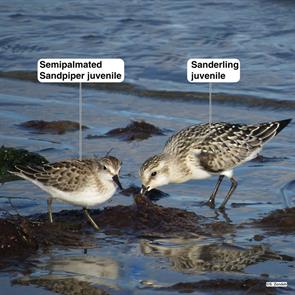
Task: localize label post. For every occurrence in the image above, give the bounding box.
[37,58,125,158]
[187,58,240,125]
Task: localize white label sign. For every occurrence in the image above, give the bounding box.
[266,282,288,288]
[187,58,240,83]
[38,58,124,83]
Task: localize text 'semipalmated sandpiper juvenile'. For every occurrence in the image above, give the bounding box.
[140,119,291,209]
[10,156,122,229]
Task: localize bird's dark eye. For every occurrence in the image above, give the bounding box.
[151,171,157,177]
[103,166,107,170]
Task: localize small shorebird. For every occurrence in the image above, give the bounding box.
[10,156,123,229]
[140,119,291,209]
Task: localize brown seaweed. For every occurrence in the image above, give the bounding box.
[19,120,88,134]
[87,120,165,141]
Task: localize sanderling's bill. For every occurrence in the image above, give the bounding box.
[140,119,292,209]
[10,156,123,230]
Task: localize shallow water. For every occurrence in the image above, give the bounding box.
[0,78,294,294]
[0,0,295,100]
[1,0,295,293]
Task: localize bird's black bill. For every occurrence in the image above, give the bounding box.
[140,185,149,195]
[112,175,123,190]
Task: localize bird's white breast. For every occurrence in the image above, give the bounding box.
[188,164,212,180]
[41,181,116,208]
[186,153,212,180]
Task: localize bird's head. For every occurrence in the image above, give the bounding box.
[99,156,123,189]
[139,153,172,194]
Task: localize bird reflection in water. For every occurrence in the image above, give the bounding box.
[141,238,282,273]
[15,255,120,292]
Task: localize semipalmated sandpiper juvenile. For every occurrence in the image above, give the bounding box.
[10,156,122,229]
[140,119,291,209]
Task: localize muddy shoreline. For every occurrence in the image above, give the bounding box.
[1,194,294,262]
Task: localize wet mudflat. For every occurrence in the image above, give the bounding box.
[13,276,279,295]
[1,197,294,294]
[0,78,294,294]
[1,195,294,259]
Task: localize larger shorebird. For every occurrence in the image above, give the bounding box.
[10,156,123,229]
[140,119,291,209]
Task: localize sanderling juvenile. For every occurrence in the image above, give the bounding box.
[10,156,123,229]
[140,119,291,209]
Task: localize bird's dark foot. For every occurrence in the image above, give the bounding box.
[204,199,215,208]
[218,205,226,212]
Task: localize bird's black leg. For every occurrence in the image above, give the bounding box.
[47,198,53,223]
[207,175,224,208]
[83,208,99,230]
[219,177,238,210]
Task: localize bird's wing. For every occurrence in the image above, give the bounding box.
[164,121,288,173]
[195,122,284,172]
[11,160,93,192]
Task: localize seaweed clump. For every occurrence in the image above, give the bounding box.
[0,215,91,265]
[0,218,38,258]
[87,120,165,141]
[0,146,48,182]
[19,120,88,134]
[253,207,295,233]
[93,194,203,236]
[120,184,169,201]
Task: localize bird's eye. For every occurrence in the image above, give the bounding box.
[103,166,107,170]
[151,171,157,177]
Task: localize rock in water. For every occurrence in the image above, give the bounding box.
[19,120,88,134]
[87,120,165,141]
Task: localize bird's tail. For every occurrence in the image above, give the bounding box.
[252,119,292,143]
[9,165,44,180]
[274,119,292,135]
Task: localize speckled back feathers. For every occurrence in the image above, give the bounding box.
[12,156,121,192]
[163,119,291,172]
